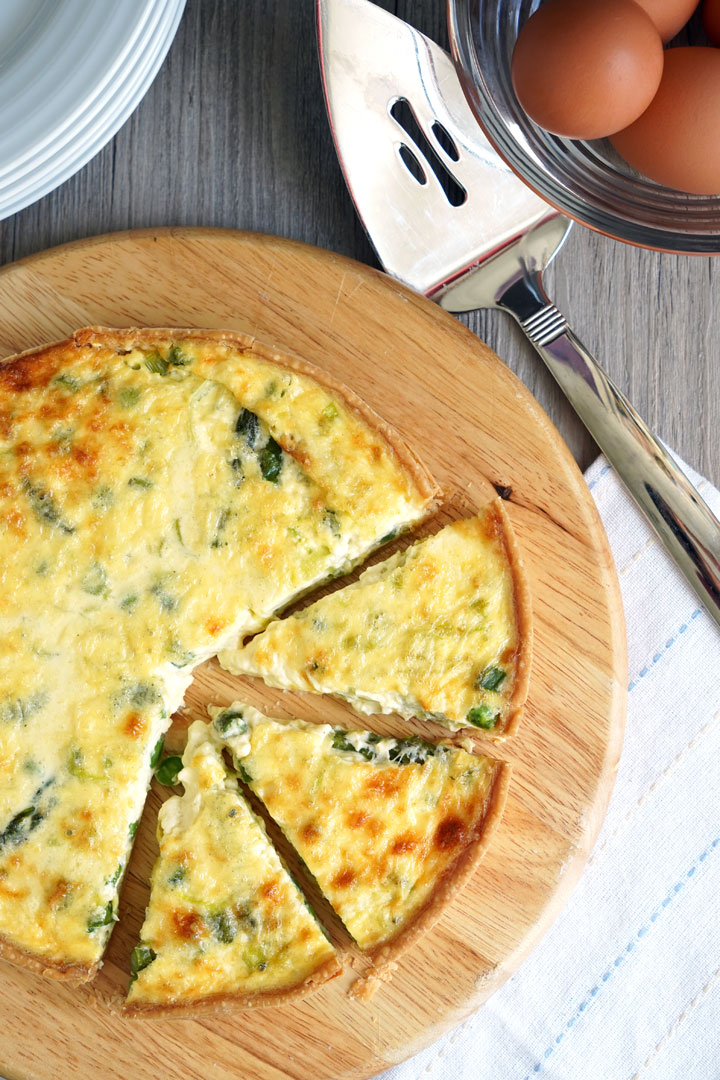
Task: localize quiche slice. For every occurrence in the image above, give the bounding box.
[125,721,339,1016]
[211,704,507,961]
[0,327,435,980]
[220,504,531,735]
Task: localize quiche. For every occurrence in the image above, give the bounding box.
[212,704,507,961]
[220,505,531,735]
[125,721,339,1015]
[0,326,435,980]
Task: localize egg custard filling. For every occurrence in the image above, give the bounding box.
[0,327,434,978]
[212,704,506,956]
[220,505,531,735]
[125,721,339,1014]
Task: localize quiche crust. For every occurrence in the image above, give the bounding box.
[69,325,439,514]
[124,953,342,1018]
[363,758,509,983]
[0,935,99,984]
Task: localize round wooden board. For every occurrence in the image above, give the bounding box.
[0,228,626,1080]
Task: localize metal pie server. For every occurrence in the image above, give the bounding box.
[316,0,720,628]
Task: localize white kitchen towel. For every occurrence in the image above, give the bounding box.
[379,455,720,1080]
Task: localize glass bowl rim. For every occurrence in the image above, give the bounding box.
[447,0,720,255]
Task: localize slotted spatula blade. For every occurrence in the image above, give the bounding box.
[316,0,720,626]
[316,0,553,298]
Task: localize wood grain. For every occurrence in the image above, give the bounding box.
[0,228,626,1080]
[0,0,717,484]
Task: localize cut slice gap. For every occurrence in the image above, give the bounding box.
[211,703,509,992]
[230,498,484,640]
[213,673,518,759]
[220,501,532,736]
[232,755,367,972]
[124,721,340,1017]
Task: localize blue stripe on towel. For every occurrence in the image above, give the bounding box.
[628,609,703,691]
[523,837,720,1080]
[587,463,613,492]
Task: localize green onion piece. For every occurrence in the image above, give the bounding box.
[477,666,507,692]
[167,637,195,666]
[67,747,85,777]
[323,509,341,536]
[243,942,267,971]
[87,901,115,931]
[150,582,178,612]
[259,437,283,483]
[22,480,75,534]
[155,755,183,786]
[211,507,231,548]
[466,704,499,729]
[167,343,190,367]
[235,408,260,447]
[128,476,153,489]
[213,709,248,738]
[128,682,160,708]
[130,944,156,979]
[388,735,437,765]
[80,563,108,596]
[168,866,185,886]
[236,762,253,784]
[208,910,236,944]
[331,730,379,761]
[144,352,169,375]
[91,485,114,511]
[53,373,81,392]
[149,737,164,770]
[119,386,140,407]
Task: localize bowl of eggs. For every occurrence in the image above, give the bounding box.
[448,0,720,253]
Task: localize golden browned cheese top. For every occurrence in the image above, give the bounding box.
[127,722,337,1007]
[0,330,431,971]
[217,706,499,951]
[222,508,523,733]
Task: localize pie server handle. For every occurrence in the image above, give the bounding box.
[497,270,720,629]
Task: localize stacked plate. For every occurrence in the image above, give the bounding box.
[0,0,186,221]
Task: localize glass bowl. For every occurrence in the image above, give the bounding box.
[447,0,720,253]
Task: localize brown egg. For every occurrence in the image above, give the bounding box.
[511,0,665,139]
[703,0,720,44]
[633,0,699,42]
[611,47,720,193]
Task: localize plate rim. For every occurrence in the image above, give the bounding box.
[0,0,187,221]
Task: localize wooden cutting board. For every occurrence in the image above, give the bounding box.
[0,228,626,1080]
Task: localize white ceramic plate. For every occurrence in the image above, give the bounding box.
[0,0,186,220]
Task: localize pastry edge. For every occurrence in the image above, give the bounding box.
[0,325,439,512]
[122,954,342,1018]
[352,759,511,992]
[0,932,98,984]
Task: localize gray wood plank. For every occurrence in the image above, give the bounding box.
[0,0,717,483]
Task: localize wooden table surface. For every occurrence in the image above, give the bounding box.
[0,0,718,487]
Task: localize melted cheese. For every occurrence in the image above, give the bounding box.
[221,510,521,732]
[127,722,337,1007]
[0,331,431,971]
[212,705,499,951]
